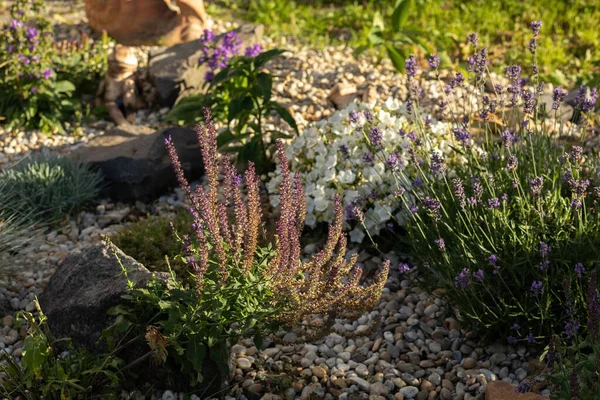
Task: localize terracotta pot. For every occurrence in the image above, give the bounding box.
[85,0,209,46]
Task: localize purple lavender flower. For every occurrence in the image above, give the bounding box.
[530,21,542,36]
[527,38,538,54]
[501,193,508,202]
[507,336,518,345]
[429,152,445,173]
[466,33,479,47]
[338,144,349,159]
[26,26,38,40]
[405,55,418,78]
[489,255,498,266]
[539,242,551,258]
[473,269,484,282]
[516,378,536,393]
[568,146,583,162]
[393,187,406,197]
[453,178,466,208]
[409,204,419,214]
[204,71,215,82]
[540,260,550,271]
[349,111,360,124]
[522,89,536,114]
[386,150,400,171]
[571,198,582,209]
[368,127,383,147]
[423,196,442,221]
[501,130,515,148]
[552,87,566,110]
[488,197,500,209]
[406,130,417,141]
[413,176,422,188]
[452,127,472,147]
[529,176,543,197]
[467,197,477,206]
[244,43,262,57]
[363,110,374,123]
[9,19,22,30]
[530,280,543,296]
[450,72,465,89]
[200,29,216,44]
[513,323,520,330]
[454,268,471,288]
[399,263,410,274]
[574,86,599,113]
[362,152,374,165]
[565,320,579,337]
[434,238,445,250]
[527,332,536,343]
[574,263,584,279]
[428,54,440,69]
[505,65,522,81]
[30,87,37,93]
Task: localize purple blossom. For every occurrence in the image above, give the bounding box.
[527,38,538,54]
[489,255,498,266]
[488,197,500,209]
[466,33,479,47]
[539,260,550,271]
[569,146,583,162]
[434,238,445,250]
[429,152,445,173]
[204,71,215,82]
[423,196,441,221]
[413,176,422,188]
[574,86,599,113]
[452,127,472,147]
[30,87,37,93]
[393,187,406,197]
[513,323,520,330]
[349,111,360,124]
[244,43,262,57]
[501,193,508,202]
[450,72,465,89]
[363,110,374,123]
[368,127,383,147]
[386,150,401,171]
[473,269,484,282]
[453,178,466,208]
[505,65,522,82]
[399,263,410,274]
[530,280,543,296]
[571,198,582,209]
[530,21,542,36]
[552,87,567,110]
[529,176,543,197]
[26,26,38,40]
[362,152,374,165]
[405,55,418,78]
[428,54,440,69]
[501,130,515,148]
[409,204,419,214]
[527,332,536,343]
[565,320,579,337]
[539,242,551,258]
[574,263,584,279]
[522,89,536,114]
[507,336,518,345]
[407,130,417,141]
[454,268,471,288]
[516,378,536,394]
[338,144,349,159]
[200,29,216,44]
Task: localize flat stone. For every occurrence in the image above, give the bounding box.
[349,376,370,391]
[399,386,419,399]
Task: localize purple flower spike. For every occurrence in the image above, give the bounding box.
[398,263,410,274]
[454,268,471,289]
[530,280,543,296]
[574,263,585,279]
[405,55,418,78]
[530,21,542,36]
[428,54,440,69]
[473,269,484,282]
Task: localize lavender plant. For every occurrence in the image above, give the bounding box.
[353,25,600,338]
[105,108,388,390]
[166,30,297,174]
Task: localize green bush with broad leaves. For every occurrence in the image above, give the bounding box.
[0,300,122,400]
[166,30,297,174]
[0,153,103,223]
[355,0,435,73]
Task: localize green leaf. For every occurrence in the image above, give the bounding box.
[256,72,273,103]
[386,45,406,73]
[54,80,76,94]
[271,103,298,133]
[254,49,287,68]
[22,336,50,374]
[186,334,207,371]
[217,130,242,148]
[391,0,412,32]
[228,96,254,123]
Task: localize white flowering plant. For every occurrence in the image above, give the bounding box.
[266,98,458,242]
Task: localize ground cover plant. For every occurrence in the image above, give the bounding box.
[0,0,109,133]
[0,153,103,224]
[166,30,297,174]
[208,0,600,86]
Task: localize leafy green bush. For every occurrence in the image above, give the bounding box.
[0,153,103,223]
[0,0,109,133]
[350,26,600,339]
[166,30,297,174]
[111,210,195,273]
[104,108,389,391]
[0,301,122,400]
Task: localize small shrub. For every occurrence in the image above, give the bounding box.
[105,108,389,391]
[166,30,297,174]
[0,153,103,223]
[111,210,195,273]
[266,98,458,242]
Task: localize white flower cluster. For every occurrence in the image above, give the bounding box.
[266,98,457,243]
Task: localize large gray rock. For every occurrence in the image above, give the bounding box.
[39,242,167,350]
[149,24,264,107]
[71,124,203,203]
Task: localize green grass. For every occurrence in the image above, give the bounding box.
[208,0,600,86]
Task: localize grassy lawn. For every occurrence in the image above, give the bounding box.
[208,0,600,86]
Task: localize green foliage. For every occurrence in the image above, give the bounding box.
[103,244,281,390]
[0,0,110,134]
[166,47,297,174]
[0,301,122,400]
[0,153,103,223]
[356,0,430,73]
[111,210,195,274]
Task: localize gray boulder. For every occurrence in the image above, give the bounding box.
[39,242,167,350]
[71,124,203,203]
[149,24,264,107]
